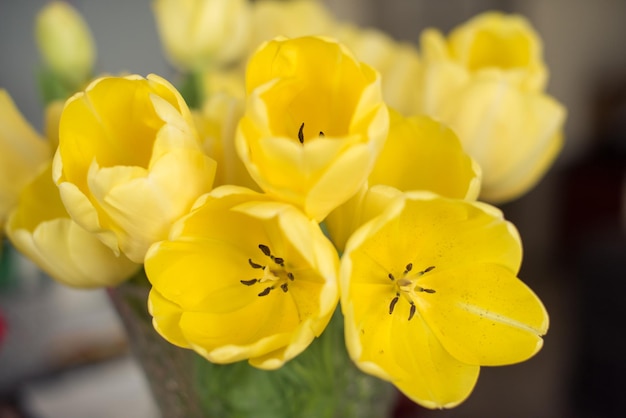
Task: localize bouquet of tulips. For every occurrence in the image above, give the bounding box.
[0,0,565,415]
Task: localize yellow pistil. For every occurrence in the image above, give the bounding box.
[388,264,436,320]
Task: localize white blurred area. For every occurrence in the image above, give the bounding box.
[0,1,625,417]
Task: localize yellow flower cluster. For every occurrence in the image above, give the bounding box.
[0,0,558,410]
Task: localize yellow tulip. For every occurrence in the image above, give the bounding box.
[0,90,51,227]
[145,186,339,369]
[6,164,139,288]
[35,1,95,88]
[341,188,548,408]
[413,12,566,203]
[153,0,250,71]
[53,74,216,263]
[236,36,389,221]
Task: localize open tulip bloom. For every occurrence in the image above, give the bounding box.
[1,3,560,413]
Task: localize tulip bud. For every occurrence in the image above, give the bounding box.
[35,2,96,89]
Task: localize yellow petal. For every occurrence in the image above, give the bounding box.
[418,263,549,366]
[6,164,139,288]
[148,287,190,348]
[0,90,51,225]
[194,91,258,189]
[436,73,566,203]
[325,184,403,253]
[369,109,481,200]
[343,295,480,409]
[44,100,64,150]
[345,191,523,275]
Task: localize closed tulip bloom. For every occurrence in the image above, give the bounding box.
[145,186,339,369]
[153,0,250,71]
[0,90,51,227]
[35,1,96,88]
[6,164,139,288]
[413,13,566,203]
[236,36,389,221]
[53,74,216,263]
[341,189,548,408]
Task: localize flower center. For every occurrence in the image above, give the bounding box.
[388,263,436,321]
[240,244,295,296]
[297,122,325,144]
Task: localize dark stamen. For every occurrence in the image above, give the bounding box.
[287,272,294,281]
[389,296,399,314]
[298,123,305,143]
[259,244,271,257]
[420,287,436,294]
[281,283,289,293]
[273,257,284,266]
[404,263,413,274]
[423,266,435,274]
[258,287,272,297]
[408,303,416,321]
[240,279,258,286]
[388,273,395,281]
[319,131,325,137]
[248,259,263,269]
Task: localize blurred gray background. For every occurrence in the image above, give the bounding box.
[1,0,625,417]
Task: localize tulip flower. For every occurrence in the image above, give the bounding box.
[6,164,139,288]
[236,36,389,221]
[412,12,566,203]
[341,188,549,408]
[145,186,339,369]
[53,74,216,263]
[35,1,96,89]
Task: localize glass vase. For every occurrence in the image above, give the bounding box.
[108,274,398,418]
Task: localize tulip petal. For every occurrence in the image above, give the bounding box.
[418,263,549,365]
[369,110,481,200]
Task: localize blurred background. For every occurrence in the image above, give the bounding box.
[0,0,625,417]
